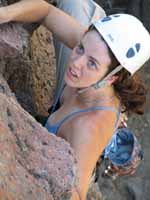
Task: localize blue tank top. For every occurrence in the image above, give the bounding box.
[45,106,120,134]
[45,89,120,135]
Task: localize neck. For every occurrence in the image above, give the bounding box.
[74,85,118,107]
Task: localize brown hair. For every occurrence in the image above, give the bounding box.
[109,52,147,115]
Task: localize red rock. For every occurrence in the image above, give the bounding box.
[0,76,77,200]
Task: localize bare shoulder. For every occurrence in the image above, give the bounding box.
[71,110,116,154]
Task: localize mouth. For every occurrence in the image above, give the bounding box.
[67,67,78,79]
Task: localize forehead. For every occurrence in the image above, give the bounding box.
[82,30,112,65]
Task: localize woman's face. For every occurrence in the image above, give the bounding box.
[64,30,112,88]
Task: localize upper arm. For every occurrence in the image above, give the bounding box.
[42,4,87,49]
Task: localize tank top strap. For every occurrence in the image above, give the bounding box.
[55,105,120,131]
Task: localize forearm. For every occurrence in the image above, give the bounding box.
[0,0,49,23]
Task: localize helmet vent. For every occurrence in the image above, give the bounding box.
[101,16,112,22]
[126,43,141,58]
[135,43,141,52]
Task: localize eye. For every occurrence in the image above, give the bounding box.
[87,59,97,69]
[76,43,84,55]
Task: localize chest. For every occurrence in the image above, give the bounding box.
[46,86,118,139]
[47,87,81,137]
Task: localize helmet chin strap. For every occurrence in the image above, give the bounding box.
[77,65,123,94]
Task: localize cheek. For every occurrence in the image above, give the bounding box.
[102,67,109,77]
[90,68,108,83]
[99,63,110,77]
[83,71,99,85]
[66,52,74,68]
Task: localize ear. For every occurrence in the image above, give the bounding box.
[107,75,118,85]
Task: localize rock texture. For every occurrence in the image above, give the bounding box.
[0,0,150,200]
[30,26,56,116]
[0,75,77,200]
[1,23,55,117]
[0,21,38,115]
[0,1,56,118]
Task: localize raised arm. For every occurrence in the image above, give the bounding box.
[0,0,86,48]
[42,4,86,49]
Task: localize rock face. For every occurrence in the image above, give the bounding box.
[0,1,56,118]
[30,26,56,117]
[0,22,56,117]
[0,75,77,200]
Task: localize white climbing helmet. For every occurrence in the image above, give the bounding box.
[93,14,150,75]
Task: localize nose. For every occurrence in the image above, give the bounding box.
[73,54,86,70]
